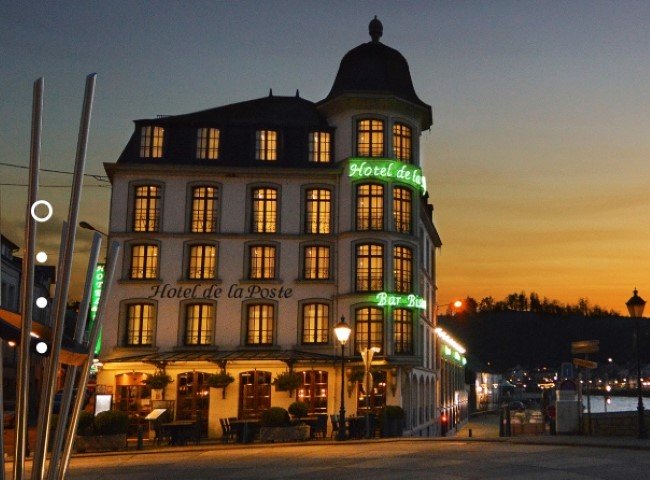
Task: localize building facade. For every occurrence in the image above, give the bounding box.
[98,18,450,438]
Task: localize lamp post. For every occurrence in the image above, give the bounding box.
[334,316,351,441]
[79,221,108,237]
[626,288,646,439]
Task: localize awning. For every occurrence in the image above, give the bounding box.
[107,349,340,365]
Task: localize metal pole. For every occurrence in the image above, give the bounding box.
[14,77,43,480]
[32,73,96,480]
[56,242,120,480]
[45,234,101,480]
[0,341,5,480]
[636,317,647,439]
[337,343,346,440]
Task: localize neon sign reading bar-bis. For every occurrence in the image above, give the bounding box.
[348,158,427,195]
[375,292,426,310]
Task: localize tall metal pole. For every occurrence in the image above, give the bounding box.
[13,77,43,480]
[31,73,96,480]
[338,342,347,440]
[635,317,647,439]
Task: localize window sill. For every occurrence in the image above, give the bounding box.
[118,278,162,284]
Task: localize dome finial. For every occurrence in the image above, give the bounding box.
[369,16,383,43]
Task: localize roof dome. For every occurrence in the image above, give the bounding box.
[322,17,431,120]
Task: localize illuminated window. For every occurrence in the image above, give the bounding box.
[133,185,160,232]
[126,303,154,346]
[297,370,328,414]
[252,188,277,233]
[240,371,271,419]
[302,303,329,344]
[357,119,384,157]
[249,245,276,279]
[256,130,278,161]
[392,123,412,162]
[305,188,331,234]
[190,186,218,233]
[185,303,213,346]
[356,243,383,292]
[303,246,330,280]
[354,307,383,354]
[356,184,383,230]
[246,304,274,345]
[393,246,412,293]
[130,244,158,279]
[309,131,331,163]
[196,128,220,160]
[188,244,216,279]
[393,187,412,233]
[139,126,164,158]
[393,308,413,354]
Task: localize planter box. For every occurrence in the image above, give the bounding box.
[75,434,127,453]
[259,425,310,443]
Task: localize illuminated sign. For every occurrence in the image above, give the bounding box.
[375,292,426,310]
[88,263,104,355]
[348,158,427,194]
[442,345,466,366]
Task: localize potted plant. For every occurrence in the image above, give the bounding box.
[75,410,130,453]
[259,407,310,442]
[288,401,309,423]
[207,371,235,398]
[272,371,302,393]
[380,405,405,437]
[143,371,173,390]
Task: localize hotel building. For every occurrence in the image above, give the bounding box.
[98,18,467,438]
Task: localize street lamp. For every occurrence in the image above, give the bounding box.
[626,288,646,439]
[79,221,108,237]
[334,316,352,441]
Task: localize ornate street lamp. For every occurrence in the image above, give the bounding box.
[626,289,647,439]
[334,316,352,441]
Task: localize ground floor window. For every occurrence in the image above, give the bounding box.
[176,371,210,435]
[297,370,328,414]
[239,370,271,419]
[357,370,387,414]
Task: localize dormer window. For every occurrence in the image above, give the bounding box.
[139,126,164,158]
[392,123,412,162]
[357,119,384,157]
[309,131,331,163]
[196,128,220,160]
[256,130,277,161]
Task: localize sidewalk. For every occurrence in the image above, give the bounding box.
[453,411,650,450]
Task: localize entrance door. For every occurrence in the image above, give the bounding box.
[176,371,210,435]
[239,371,271,419]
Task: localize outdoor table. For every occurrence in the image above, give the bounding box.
[346,416,366,439]
[229,419,260,443]
[160,420,196,445]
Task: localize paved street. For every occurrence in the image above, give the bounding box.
[11,439,650,480]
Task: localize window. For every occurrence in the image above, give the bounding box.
[305,188,331,234]
[357,119,384,157]
[196,128,219,160]
[256,130,277,161]
[393,308,413,354]
[303,246,330,280]
[393,187,412,233]
[133,185,160,232]
[240,371,271,419]
[392,123,412,162]
[190,186,218,233]
[302,303,329,344]
[393,246,413,293]
[354,307,383,353]
[309,131,331,163]
[126,303,154,346]
[139,126,164,158]
[246,304,274,345]
[251,188,277,233]
[356,244,383,292]
[184,303,213,346]
[356,184,383,230]
[188,244,216,279]
[130,244,159,279]
[297,370,328,414]
[249,245,276,279]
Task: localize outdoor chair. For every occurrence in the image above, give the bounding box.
[311,414,328,439]
[220,418,235,443]
[329,414,339,439]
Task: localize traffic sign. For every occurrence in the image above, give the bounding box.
[571,340,599,354]
[573,357,598,369]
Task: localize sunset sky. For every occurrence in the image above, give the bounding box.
[1,1,649,312]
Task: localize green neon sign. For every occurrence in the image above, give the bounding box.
[443,345,466,366]
[348,158,427,194]
[87,263,105,355]
[375,292,426,310]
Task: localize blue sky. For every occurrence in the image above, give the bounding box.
[2,1,649,310]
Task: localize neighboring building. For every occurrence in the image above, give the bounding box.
[98,18,447,438]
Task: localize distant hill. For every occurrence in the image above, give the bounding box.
[438,311,649,372]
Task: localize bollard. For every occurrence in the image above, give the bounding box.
[468,428,472,438]
[137,424,144,450]
[499,407,505,437]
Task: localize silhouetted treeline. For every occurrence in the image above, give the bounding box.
[450,291,619,317]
